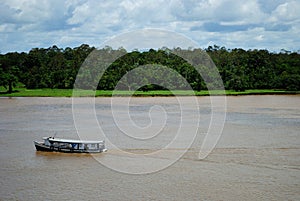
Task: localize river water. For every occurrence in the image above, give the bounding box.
[0,95,299,200]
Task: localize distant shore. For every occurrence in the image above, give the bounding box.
[0,88,299,97]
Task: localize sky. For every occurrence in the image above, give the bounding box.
[1,0,300,53]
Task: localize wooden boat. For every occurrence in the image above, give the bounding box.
[34,137,107,153]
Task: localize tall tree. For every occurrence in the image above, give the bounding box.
[0,53,21,93]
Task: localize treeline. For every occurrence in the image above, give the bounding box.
[0,44,299,93]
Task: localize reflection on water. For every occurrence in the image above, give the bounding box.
[0,96,299,200]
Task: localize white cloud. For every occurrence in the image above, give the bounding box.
[0,0,299,53]
[0,24,17,32]
[271,0,300,21]
[67,2,90,25]
[254,34,264,41]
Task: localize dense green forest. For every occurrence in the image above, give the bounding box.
[0,44,299,93]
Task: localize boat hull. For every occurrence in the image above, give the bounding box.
[34,141,106,153]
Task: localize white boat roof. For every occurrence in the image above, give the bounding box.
[43,137,104,144]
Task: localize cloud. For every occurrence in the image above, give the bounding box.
[0,4,22,24]
[198,22,256,32]
[0,0,299,53]
[272,0,300,21]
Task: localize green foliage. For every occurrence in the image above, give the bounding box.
[0,44,299,93]
[0,53,21,93]
[206,46,300,91]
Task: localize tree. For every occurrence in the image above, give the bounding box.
[0,52,21,93]
[0,65,20,93]
[0,44,299,92]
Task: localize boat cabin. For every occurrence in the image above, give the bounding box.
[36,137,106,153]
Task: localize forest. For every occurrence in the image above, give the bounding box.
[0,44,299,93]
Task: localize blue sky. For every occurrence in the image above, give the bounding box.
[1,0,299,53]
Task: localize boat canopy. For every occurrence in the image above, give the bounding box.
[43,137,104,144]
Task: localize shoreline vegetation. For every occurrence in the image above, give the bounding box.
[0,88,299,97]
[1,45,300,95]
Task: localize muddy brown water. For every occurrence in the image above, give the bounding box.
[0,95,299,200]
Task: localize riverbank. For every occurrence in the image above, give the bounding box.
[0,87,299,97]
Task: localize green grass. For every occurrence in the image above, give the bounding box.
[0,87,74,97]
[0,87,298,97]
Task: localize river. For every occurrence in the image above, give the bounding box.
[0,95,299,200]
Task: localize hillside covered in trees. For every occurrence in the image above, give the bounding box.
[0,44,299,93]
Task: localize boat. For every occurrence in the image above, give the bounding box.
[34,137,107,153]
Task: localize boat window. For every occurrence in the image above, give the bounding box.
[87,144,97,150]
[71,143,78,149]
[44,139,50,146]
[79,144,85,149]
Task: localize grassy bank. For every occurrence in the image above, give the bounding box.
[0,87,299,97]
